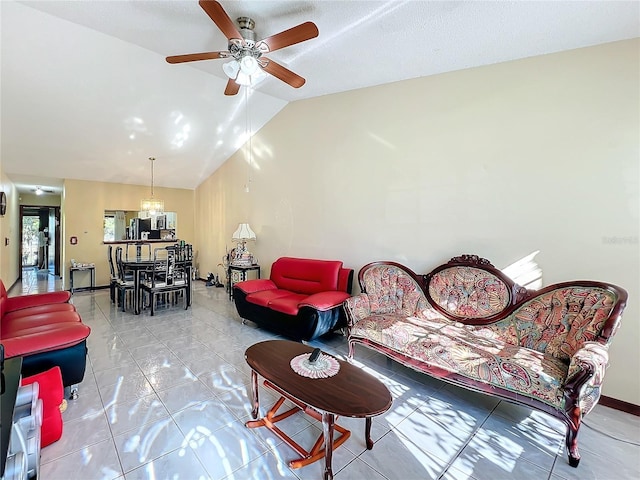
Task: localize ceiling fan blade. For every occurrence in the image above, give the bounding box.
[257,22,319,53]
[224,78,241,96]
[166,51,227,64]
[261,58,306,88]
[199,0,242,40]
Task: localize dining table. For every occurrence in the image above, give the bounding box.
[121,254,192,315]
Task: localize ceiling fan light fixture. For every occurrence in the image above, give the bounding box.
[166,1,317,95]
[251,68,267,85]
[223,60,240,79]
[236,71,252,86]
[35,186,43,196]
[239,55,259,75]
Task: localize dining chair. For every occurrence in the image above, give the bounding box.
[140,247,189,316]
[125,242,151,261]
[175,243,194,306]
[114,246,135,312]
[107,245,117,304]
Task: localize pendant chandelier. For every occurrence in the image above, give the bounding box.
[140,157,164,215]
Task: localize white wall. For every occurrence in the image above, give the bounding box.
[196,39,639,405]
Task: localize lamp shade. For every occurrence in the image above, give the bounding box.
[232,223,256,241]
[235,71,251,86]
[223,60,240,79]
[223,58,266,87]
[240,56,259,75]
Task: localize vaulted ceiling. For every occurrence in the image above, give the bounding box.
[2,0,638,195]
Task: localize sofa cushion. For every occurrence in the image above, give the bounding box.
[2,322,91,358]
[350,313,567,408]
[487,286,619,362]
[427,266,511,319]
[2,311,82,334]
[246,289,294,308]
[300,291,351,312]
[234,279,277,295]
[270,257,342,295]
[2,303,76,321]
[360,263,427,316]
[268,293,308,315]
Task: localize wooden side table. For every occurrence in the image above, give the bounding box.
[227,264,260,300]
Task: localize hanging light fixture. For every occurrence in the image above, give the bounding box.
[140,157,164,215]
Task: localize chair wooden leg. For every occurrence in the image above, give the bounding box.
[122,289,127,312]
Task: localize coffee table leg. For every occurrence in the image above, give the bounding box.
[365,417,374,449]
[251,370,259,419]
[322,411,335,480]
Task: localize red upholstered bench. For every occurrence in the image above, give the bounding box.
[0,280,91,398]
[232,257,354,341]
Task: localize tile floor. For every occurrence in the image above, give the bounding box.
[11,268,640,479]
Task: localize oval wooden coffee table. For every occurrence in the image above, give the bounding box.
[245,340,392,480]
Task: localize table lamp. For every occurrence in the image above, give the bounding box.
[231,223,256,266]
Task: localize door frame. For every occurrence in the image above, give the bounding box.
[19,205,61,278]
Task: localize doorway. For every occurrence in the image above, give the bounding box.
[20,206,61,278]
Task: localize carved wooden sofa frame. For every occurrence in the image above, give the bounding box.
[343,255,627,468]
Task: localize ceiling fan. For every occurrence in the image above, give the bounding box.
[32,186,54,195]
[166,0,319,95]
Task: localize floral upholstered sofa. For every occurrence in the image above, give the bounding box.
[343,255,627,468]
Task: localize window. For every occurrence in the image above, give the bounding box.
[104,214,115,242]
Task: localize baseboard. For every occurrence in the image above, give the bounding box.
[599,395,640,416]
[7,278,20,294]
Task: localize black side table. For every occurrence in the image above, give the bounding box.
[227,264,260,300]
[69,265,95,293]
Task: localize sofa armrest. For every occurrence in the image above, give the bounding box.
[5,291,72,312]
[338,268,354,294]
[566,341,609,385]
[299,291,351,312]
[233,279,277,295]
[565,341,609,415]
[343,294,371,327]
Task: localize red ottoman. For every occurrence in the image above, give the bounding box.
[21,366,65,447]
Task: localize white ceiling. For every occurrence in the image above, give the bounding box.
[2,0,638,195]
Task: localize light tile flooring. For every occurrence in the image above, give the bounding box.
[12,268,640,479]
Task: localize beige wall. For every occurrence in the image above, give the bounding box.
[0,171,21,286]
[62,179,195,287]
[0,174,196,291]
[195,39,639,405]
[19,192,61,207]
